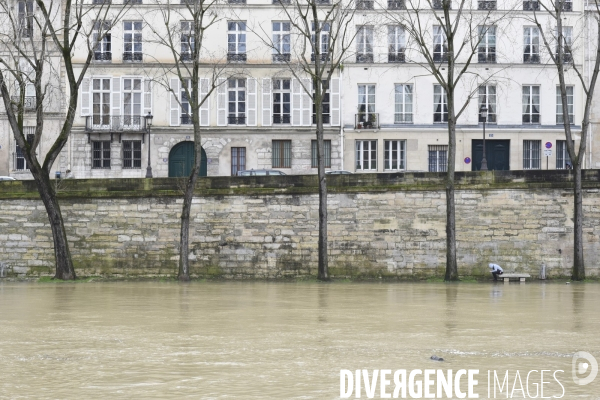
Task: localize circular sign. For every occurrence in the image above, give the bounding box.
[545,142,552,149]
[464,157,471,164]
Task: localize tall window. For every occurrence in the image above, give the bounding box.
[556,86,574,125]
[227,21,247,62]
[123,21,142,61]
[92,78,111,126]
[355,140,377,171]
[231,147,246,175]
[273,79,291,124]
[428,145,447,172]
[561,0,573,11]
[388,26,406,63]
[313,80,330,124]
[523,140,541,169]
[311,22,330,62]
[356,26,374,63]
[123,78,142,127]
[92,141,111,169]
[228,78,246,125]
[556,140,571,169]
[523,0,540,10]
[93,21,112,61]
[272,22,291,62]
[522,85,540,124]
[181,78,194,125]
[384,140,406,170]
[523,27,540,63]
[122,140,141,169]
[15,128,34,171]
[17,1,33,38]
[433,85,448,123]
[394,84,413,124]
[311,140,331,168]
[357,84,376,126]
[478,26,496,63]
[478,85,497,123]
[556,26,573,63]
[433,26,447,62]
[181,21,194,61]
[272,140,292,168]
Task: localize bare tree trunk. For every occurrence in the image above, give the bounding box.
[572,163,585,280]
[445,116,458,281]
[316,123,329,281]
[178,168,198,282]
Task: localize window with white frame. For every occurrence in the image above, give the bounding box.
[356,26,374,63]
[384,140,406,170]
[428,145,447,172]
[394,84,413,124]
[357,84,376,127]
[123,78,142,127]
[433,26,447,62]
[273,78,291,124]
[556,140,572,169]
[523,27,540,63]
[92,78,111,126]
[15,128,34,171]
[311,140,331,168]
[523,140,541,169]
[433,85,448,123]
[522,85,540,124]
[227,21,247,62]
[17,0,33,38]
[388,26,406,63]
[228,78,246,125]
[92,140,111,169]
[181,78,193,125]
[478,25,496,63]
[556,26,573,63]
[181,21,194,61]
[123,21,142,62]
[556,86,574,125]
[93,21,112,61]
[122,140,141,169]
[355,140,377,171]
[311,22,330,62]
[272,22,291,62]
[478,85,497,123]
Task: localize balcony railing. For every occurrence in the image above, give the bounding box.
[227,53,247,62]
[556,52,573,63]
[181,114,193,125]
[356,0,374,9]
[85,115,147,132]
[180,53,193,62]
[228,116,246,125]
[356,53,374,63]
[316,0,331,4]
[273,115,291,124]
[228,0,246,3]
[432,0,450,9]
[523,0,539,10]
[355,113,379,129]
[523,53,540,63]
[478,0,496,9]
[311,53,329,62]
[11,96,35,111]
[388,0,406,9]
[433,53,448,62]
[388,52,406,63]
[123,52,142,61]
[94,52,112,61]
[478,52,496,63]
[273,53,291,63]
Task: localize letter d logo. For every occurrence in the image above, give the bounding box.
[572,351,598,386]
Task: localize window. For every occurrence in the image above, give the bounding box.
[523,140,541,169]
[355,140,377,171]
[181,78,194,125]
[523,0,539,10]
[523,27,540,63]
[384,140,406,170]
[93,21,112,61]
[357,84,376,127]
[313,80,330,124]
[478,0,496,9]
[478,26,496,63]
[433,85,448,123]
[17,1,33,38]
[356,0,374,9]
[561,0,573,11]
[388,26,406,63]
[428,145,447,172]
[123,21,142,61]
[273,79,291,124]
[272,140,292,168]
[522,85,540,124]
[181,21,194,61]
[92,78,111,126]
[92,141,111,169]
[478,85,497,123]
[311,22,330,62]
[123,78,142,127]
[556,86,574,124]
[122,140,141,169]
[556,26,573,63]
[15,129,34,171]
[356,26,374,63]
[231,147,246,175]
[394,84,413,124]
[227,21,247,62]
[556,140,571,169]
[433,26,447,62]
[272,22,291,62]
[388,0,406,8]
[311,140,331,168]
[228,78,246,125]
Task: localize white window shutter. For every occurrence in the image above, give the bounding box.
[262,78,272,127]
[301,78,312,126]
[247,78,257,126]
[217,77,227,126]
[200,78,210,126]
[81,78,90,116]
[143,79,152,116]
[112,77,121,118]
[292,78,301,126]
[330,78,340,126]
[170,77,180,126]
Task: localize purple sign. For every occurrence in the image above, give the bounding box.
[545,142,552,149]
[464,157,471,164]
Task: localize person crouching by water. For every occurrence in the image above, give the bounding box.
[489,263,503,281]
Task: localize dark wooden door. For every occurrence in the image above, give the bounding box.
[168,142,207,177]
[471,139,510,171]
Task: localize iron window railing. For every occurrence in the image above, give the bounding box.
[523,0,540,10]
[355,113,379,129]
[388,0,406,9]
[523,54,540,63]
[10,96,35,111]
[356,0,374,9]
[123,52,142,61]
[272,54,291,63]
[85,115,147,132]
[388,52,406,63]
[227,53,247,62]
[356,53,374,63]
[94,52,112,61]
[478,0,496,9]
[228,116,246,125]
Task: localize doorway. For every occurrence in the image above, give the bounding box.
[168,141,207,177]
[471,139,510,171]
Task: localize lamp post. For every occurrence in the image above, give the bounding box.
[145,112,154,178]
[480,106,488,171]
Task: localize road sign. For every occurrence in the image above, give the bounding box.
[545,142,552,149]
[464,157,471,164]
[544,149,552,156]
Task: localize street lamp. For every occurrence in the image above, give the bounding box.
[145,112,154,178]
[480,106,488,171]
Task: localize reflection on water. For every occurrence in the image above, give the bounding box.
[0,282,598,399]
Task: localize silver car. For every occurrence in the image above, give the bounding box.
[0,176,16,181]
[236,169,287,176]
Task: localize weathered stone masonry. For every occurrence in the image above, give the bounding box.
[1,171,599,278]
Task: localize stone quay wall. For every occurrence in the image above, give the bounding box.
[1,171,600,279]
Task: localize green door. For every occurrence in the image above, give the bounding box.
[471,140,510,171]
[168,142,207,177]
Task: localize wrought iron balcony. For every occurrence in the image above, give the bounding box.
[273,115,291,124]
[85,115,147,133]
[181,114,193,125]
[523,0,539,10]
[123,52,142,61]
[478,52,496,63]
[478,0,496,9]
[11,96,35,111]
[229,0,246,3]
[388,52,406,63]
[356,0,374,9]
[433,52,448,62]
[228,116,246,125]
[316,0,331,4]
[432,0,450,9]
[227,53,247,62]
[273,53,291,63]
[355,113,379,130]
[388,0,406,9]
[311,53,329,62]
[180,53,193,62]
[356,53,374,63]
[272,0,291,3]
[93,0,111,4]
[94,52,112,61]
[523,54,540,63]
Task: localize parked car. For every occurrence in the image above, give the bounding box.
[325,170,353,175]
[236,169,287,176]
[0,176,16,181]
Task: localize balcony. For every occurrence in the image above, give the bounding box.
[355,113,379,130]
[94,52,112,61]
[478,0,496,9]
[311,53,329,62]
[356,0,374,9]
[11,96,35,111]
[85,115,147,133]
[388,52,405,63]
[356,53,373,63]
[273,115,291,124]
[478,52,496,63]
[227,53,247,62]
[523,0,539,10]
[273,53,291,63]
[523,53,540,63]
[388,0,406,9]
[228,116,246,125]
[123,52,142,62]
[433,53,448,62]
[92,0,111,3]
[316,0,331,4]
[432,0,450,9]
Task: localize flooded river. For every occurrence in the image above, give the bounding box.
[0,282,598,399]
